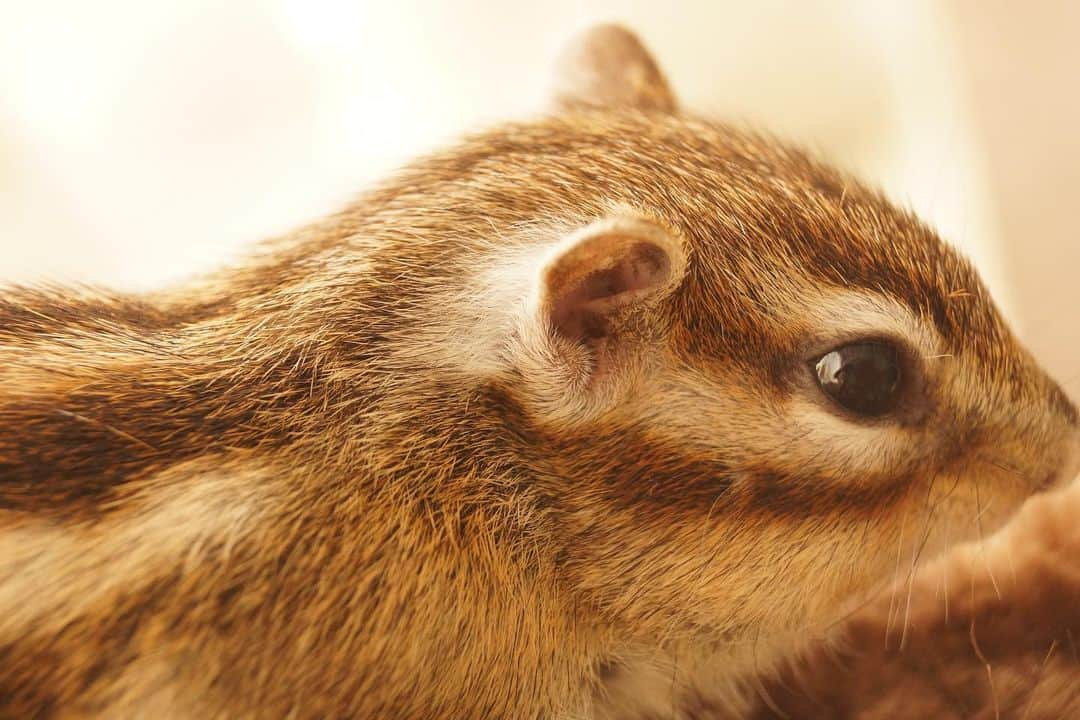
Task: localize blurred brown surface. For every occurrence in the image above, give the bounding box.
[745,477,1080,720]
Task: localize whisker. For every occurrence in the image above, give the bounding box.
[900,472,941,650]
[988,460,1026,480]
[970,617,1000,720]
[973,474,1003,600]
[884,500,911,648]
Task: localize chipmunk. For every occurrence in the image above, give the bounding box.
[1,23,1077,720]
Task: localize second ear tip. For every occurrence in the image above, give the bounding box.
[564,22,653,59]
[552,22,676,114]
[576,22,645,44]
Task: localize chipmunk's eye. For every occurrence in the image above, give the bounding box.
[813,341,902,417]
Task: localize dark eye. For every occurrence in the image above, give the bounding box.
[813,341,903,417]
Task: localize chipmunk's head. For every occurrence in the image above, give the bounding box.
[405,25,1079,645]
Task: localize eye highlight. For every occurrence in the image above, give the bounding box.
[813,341,903,417]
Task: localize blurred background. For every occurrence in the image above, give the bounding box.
[1,0,1077,396]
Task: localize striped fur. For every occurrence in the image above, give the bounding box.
[1,24,1077,718]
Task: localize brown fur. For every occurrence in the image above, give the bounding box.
[1,24,1077,718]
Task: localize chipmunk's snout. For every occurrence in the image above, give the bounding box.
[1032,426,1080,492]
[1001,381,1080,494]
[1054,386,1079,427]
[1034,377,1080,489]
[1017,413,1076,490]
[1036,366,1079,426]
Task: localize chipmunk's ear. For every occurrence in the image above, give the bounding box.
[511,215,686,421]
[551,24,678,113]
[535,216,686,344]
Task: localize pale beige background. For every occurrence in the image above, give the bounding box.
[0,1,1075,396]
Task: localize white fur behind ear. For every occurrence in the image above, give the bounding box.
[394,214,685,426]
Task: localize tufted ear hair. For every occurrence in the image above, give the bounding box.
[550,24,678,113]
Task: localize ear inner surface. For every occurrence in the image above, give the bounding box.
[541,220,683,344]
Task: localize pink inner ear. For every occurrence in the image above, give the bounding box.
[550,242,672,342]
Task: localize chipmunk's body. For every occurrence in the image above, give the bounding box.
[1,26,1077,719]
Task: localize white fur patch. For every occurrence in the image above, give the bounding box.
[0,458,274,642]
